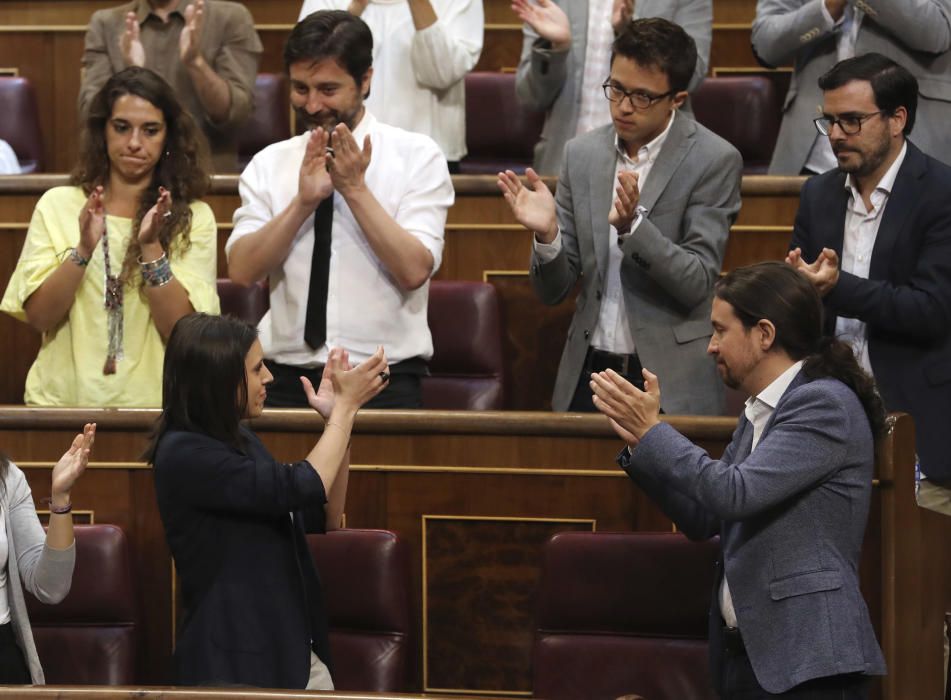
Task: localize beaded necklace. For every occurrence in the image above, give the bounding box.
[100,215,123,375]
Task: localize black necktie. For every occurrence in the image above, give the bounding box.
[304,196,333,349]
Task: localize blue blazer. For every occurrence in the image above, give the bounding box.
[153,426,332,688]
[619,372,886,693]
[790,141,951,485]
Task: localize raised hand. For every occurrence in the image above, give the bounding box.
[77,186,106,260]
[119,12,145,67]
[50,423,96,503]
[302,348,352,419]
[298,128,335,210]
[327,124,371,197]
[591,368,662,444]
[608,170,640,233]
[786,246,840,297]
[611,0,635,34]
[138,186,172,246]
[497,168,558,243]
[180,0,206,67]
[346,0,370,16]
[332,346,389,412]
[511,0,572,49]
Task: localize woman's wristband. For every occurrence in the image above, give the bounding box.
[45,497,73,515]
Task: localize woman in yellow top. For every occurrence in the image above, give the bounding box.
[1,67,219,406]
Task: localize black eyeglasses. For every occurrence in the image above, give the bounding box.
[602,81,674,110]
[813,111,887,136]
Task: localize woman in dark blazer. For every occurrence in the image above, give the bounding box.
[146,313,388,689]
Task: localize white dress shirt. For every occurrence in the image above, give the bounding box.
[803,3,865,174]
[835,142,907,375]
[227,111,454,367]
[534,110,677,354]
[720,360,804,628]
[298,0,483,161]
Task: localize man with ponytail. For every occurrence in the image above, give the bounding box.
[592,261,886,698]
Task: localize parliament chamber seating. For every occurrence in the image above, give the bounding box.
[307,529,413,693]
[423,280,505,410]
[459,71,544,175]
[216,278,269,325]
[692,76,781,174]
[26,524,137,684]
[0,76,44,173]
[533,532,719,700]
[237,73,291,170]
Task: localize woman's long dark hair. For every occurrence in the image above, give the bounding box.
[71,66,210,288]
[715,262,887,443]
[143,314,259,463]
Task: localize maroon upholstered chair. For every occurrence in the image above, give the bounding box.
[26,524,137,684]
[307,528,413,692]
[217,278,269,326]
[237,73,291,170]
[691,76,781,174]
[423,280,505,410]
[459,71,545,175]
[533,531,719,700]
[0,76,44,173]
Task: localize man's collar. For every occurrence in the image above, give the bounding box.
[615,109,677,163]
[844,140,908,199]
[746,360,804,414]
[351,109,376,143]
[136,0,192,23]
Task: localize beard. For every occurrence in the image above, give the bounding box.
[294,102,362,134]
[833,135,891,177]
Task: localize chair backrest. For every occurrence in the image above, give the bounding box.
[423,280,505,410]
[237,73,291,170]
[691,76,780,174]
[533,531,719,700]
[0,77,44,173]
[459,71,544,175]
[217,278,269,326]
[27,524,137,684]
[307,529,413,692]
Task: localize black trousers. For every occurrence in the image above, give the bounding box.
[719,641,870,699]
[264,358,424,409]
[568,348,646,412]
[0,623,30,683]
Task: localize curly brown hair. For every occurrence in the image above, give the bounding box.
[71,66,211,287]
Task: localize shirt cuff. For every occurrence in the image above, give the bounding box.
[533,228,562,262]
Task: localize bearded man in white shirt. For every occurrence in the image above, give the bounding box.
[227,10,454,408]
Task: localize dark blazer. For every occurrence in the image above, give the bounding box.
[619,372,886,693]
[790,141,951,484]
[153,426,332,688]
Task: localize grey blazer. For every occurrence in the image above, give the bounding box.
[752,0,951,174]
[619,372,887,693]
[515,0,712,175]
[2,463,76,684]
[530,112,741,414]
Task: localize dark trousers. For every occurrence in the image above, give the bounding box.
[0,623,30,683]
[568,348,646,412]
[264,359,424,409]
[719,631,870,699]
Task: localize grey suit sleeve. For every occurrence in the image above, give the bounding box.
[6,464,75,604]
[619,144,742,310]
[630,384,858,521]
[860,0,951,53]
[751,0,834,68]
[530,151,581,305]
[515,23,571,112]
[675,0,713,92]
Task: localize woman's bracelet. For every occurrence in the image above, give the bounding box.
[67,247,89,268]
[138,252,173,287]
[44,497,73,515]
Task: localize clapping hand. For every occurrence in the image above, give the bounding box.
[301,348,351,420]
[77,186,106,259]
[332,346,390,413]
[50,423,96,505]
[298,128,335,210]
[119,12,146,67]
[608,170,640,233]
[327,124,372,197]
[180,0,206,67]
[511,0,571,49]
[497,168,559,243]
[786,246,840,297]
[591,368,662,447]
[139,187,172,246]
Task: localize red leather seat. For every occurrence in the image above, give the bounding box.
[217,278,269,326]
[237,73,291,170]
[533,531,719,700]
[692,76,780,175]
[0,76,44,173]
[460,72,545,175]
[424,280,505,410]
[307,529,413,692]
[26,524,137,684]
